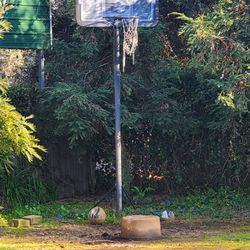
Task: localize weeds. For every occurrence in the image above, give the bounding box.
[2,188,249,226]
[161,188,250,220]
[131,186,154,204]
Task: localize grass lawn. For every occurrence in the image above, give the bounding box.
[0,189,249,249]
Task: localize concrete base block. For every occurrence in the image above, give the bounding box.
[121,215,162,240]
[12,219,30,228]
[23,215,43,225]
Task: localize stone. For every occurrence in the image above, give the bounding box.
[161,210,175,221]
[12,219,30,228]
[161,210,169,219]
[0,206,4,211]
[121,215,162,240]
[168,211,175,220]
[88,207,106,224]
[23,215,43,225]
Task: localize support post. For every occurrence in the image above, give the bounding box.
[113,20,122,218]
[38,50,45,89]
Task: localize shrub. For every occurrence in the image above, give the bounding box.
[0,82,46,171]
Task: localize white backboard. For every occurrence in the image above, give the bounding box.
[76,0,159,27]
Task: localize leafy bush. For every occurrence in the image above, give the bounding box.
[0,80,46,171]
[131,186,154,204]
[7,84,38,116]
[173,0,249,112]
[0,2,13,40]
[0,167,53,207]
[41,82,113,148]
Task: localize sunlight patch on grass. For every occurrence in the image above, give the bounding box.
[206,225,250,243]
[0,238,250,250]
[0,238,82,250]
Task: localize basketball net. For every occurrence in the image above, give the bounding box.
[121,17,139,72]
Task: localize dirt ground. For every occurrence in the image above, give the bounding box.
[0,219,250,249]
[2,220,219,243]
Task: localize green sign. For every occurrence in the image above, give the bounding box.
[0,0,52,49]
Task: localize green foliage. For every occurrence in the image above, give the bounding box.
[5,202,94,224]
[0,213,8,227]
[5,201,122,224]
[7,84,38,116]
[0,2,13,40]
[3,0,247,195]
[0,3,48,208]
[0,167,53,207]
[40,0,249,192]
[131,186,154,204]
[42,83,113,148]
[4,189,249,226]
[172,0,249,112]
[0,87,46,170]
[0,78,8,94]
[163,188,250,219]
[150,0,250,190]
[208,228,250,243]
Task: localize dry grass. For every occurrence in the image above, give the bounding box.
[0,221,249,250]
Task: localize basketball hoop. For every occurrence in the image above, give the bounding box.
[76,0,159,218]
[105,16,139,72]
[121,17,139,72]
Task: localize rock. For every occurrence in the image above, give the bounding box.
[0,206,4,211]
[161,210,169,219]
[168,211,175,220]
[161,211,175,221]
[23,215,43,225]
[121,215,162,240]
[56,214,63,220]
[12,219,30,228]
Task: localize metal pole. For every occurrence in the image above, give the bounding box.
[113,20,122,218]
[38,50,45,89]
